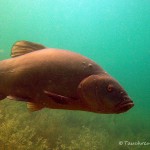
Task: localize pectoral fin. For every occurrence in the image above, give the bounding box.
[44,90,75,105]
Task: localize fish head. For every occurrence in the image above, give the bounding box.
[78,75,134,114]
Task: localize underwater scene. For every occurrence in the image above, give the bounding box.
[0,0,150,150]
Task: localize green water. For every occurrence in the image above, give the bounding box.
[0,0,150,149]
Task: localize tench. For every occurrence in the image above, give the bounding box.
[0,41,134,114]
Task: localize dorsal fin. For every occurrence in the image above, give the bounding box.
[11,40,46,57]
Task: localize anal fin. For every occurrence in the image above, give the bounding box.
[27,102,44,112]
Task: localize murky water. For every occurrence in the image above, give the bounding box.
[0,0,150,149]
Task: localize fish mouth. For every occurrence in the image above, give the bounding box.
[115,99,134,114]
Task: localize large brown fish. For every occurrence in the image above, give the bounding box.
[0,41,134,114]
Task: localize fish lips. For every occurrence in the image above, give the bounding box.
[115,99,134,114]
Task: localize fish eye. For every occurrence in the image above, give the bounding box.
[107,84,113,92]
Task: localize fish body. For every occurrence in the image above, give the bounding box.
[0,41,134,114]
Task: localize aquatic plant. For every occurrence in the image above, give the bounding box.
[0,101,49,150]
[0,100,149,150]
[53,126,108,150]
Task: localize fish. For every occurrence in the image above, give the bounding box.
[0,41,134,114]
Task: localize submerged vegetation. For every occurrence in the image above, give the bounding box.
[0,100,149,150]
